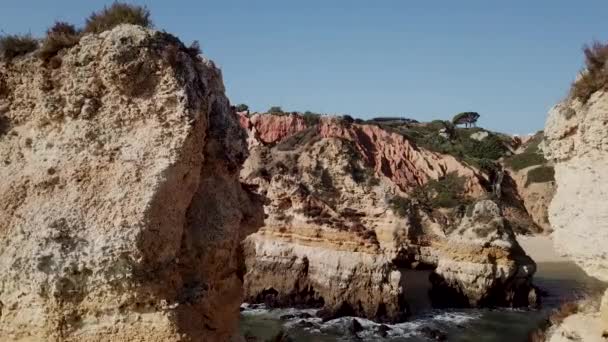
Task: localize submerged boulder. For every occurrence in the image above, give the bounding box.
[0,25,262,341]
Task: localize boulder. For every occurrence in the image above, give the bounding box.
[430,200,537,307]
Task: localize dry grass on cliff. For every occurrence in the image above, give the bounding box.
[38,22,81,62]
[571,41,608,103]
[0,34,38,61]
[84,2,152,33]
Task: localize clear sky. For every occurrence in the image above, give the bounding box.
[2,1,607,134]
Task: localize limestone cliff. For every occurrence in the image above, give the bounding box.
[504,133,556,233]
[0,25,262,341]
[544,89,608,340]
[240,113,537,321]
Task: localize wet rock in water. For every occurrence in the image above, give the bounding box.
[269,329,294,342]
[349,318,364,335]
[295,320,316,329]
[375,324,391,338]
[419,326,448,341]
[279,312,313,320]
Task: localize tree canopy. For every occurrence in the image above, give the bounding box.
[452,112,480,127]
[268,106,283,114]
[235,103,249,112]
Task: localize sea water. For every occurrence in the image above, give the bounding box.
[239,261,606,341]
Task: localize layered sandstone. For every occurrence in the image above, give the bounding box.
[240,114,537,321]
[544,90,608,340]
[0,25,262,341]
[430,200,537,307]
[239,112,307,146]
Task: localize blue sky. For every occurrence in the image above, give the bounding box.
[2,1,607,134]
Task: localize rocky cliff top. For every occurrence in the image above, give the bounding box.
[0,24,262,341]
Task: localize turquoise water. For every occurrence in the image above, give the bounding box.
[240,261,606,342]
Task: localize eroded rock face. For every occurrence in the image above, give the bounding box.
[507,166,554,233]
[0,25,262,341]
[241,136,409,322]
[545,90,608,338]
[545,93,608,283]
[430,200,537,307]
[239,112,307,146]
[240,115,537,321]
[317,118,487,195]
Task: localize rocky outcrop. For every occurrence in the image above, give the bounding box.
[430,200,537,307]
[317,118,487,194]
[241,136,409,322]
[504,134,555,234]
[240,115,537,321]
[239,112,307,146]
[507,167,554,233]
[0,25,262,341]
[243,234,405,321]
[544,90,608,339]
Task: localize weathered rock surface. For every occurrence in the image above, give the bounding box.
[507,166,554,233]
[430,200,537,307]
[505,134,555,233]
[239,112,307,146]
[0,25,262,341]
[544,90,608,339]
[240,114,537,321]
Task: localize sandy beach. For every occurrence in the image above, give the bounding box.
[517,234,568,263]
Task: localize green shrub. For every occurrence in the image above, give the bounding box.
[0,34,38,61]
[461,133,507,160]
[409,172,468,209]
[571,41,608,103]
[84,2,152,34]
[525,166,555,187]
[268,106,283,114]
[38,22,81,61]
[302,111,321,126]
[342,114,354,123]
[427,120,453,132]
[505,152,546,171]
[235,103,249,112]
[389,196,413,217]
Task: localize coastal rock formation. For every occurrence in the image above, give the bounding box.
[0,25,262,341]
[430,200,537,307]
[544,90,608,340]
[241,136,408,322]
[239,112,307,146]
[317,118,487,194]
[507,167,554,233]
[240,114,537,321]
[545,92,608,283]
[504,134,555,233]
